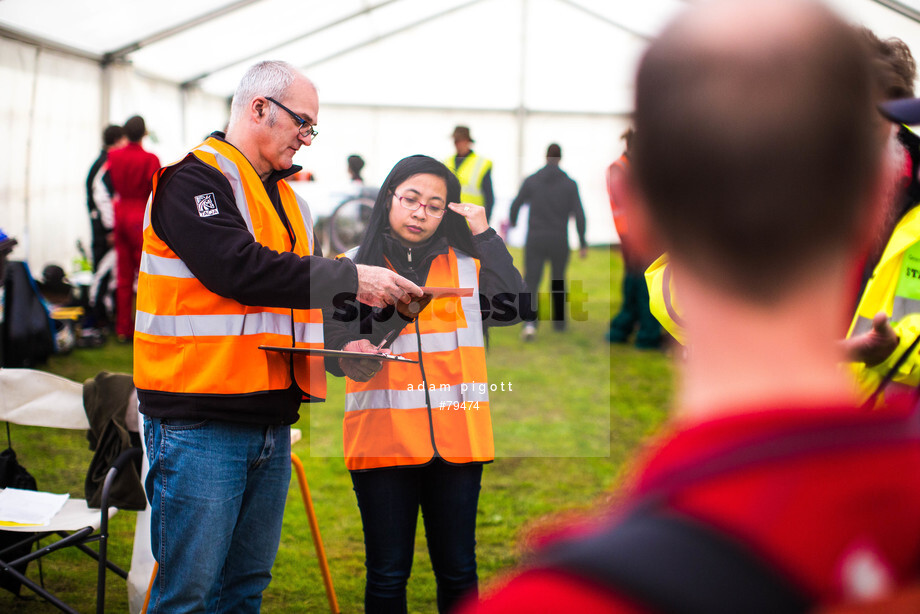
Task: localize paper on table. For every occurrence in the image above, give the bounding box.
[0,488,69,526]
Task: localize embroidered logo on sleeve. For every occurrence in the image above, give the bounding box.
[195,193,219,217]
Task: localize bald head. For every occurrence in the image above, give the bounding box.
[632,0,883,302]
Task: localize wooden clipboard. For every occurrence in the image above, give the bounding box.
[259,345,418,363]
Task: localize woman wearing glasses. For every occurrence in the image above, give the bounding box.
[324,154,526,613]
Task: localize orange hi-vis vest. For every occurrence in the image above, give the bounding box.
[134,136,326,399]
[606,155,630,239]
[342,247,493,470]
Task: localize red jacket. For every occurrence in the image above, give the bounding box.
[106,142,160,208]
[462,400,920,613]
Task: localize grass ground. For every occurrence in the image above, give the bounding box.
[0,246,674,613]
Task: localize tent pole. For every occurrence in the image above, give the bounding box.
[870,0,920,24]
[100,60,112,130]
[516,0,529,185]
[180,84,190,149]
[23,46,41,264]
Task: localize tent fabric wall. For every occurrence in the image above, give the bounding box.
[0,38,227,271]
[295,104,627,246]
[0,38,102,271]
[4,0,920,271]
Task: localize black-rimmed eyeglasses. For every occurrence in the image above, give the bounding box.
[265,96,319,139]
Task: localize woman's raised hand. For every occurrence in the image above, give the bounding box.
[448,203,489,235]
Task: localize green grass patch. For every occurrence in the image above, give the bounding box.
[0,246,673,613]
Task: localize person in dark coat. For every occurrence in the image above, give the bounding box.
[509,143,587,340]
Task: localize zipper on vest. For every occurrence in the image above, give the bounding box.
[407,247,412,263]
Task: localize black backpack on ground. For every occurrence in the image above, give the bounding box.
[1,261,55,368]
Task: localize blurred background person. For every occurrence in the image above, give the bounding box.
[84,123,126,333]
[348,153,366,186]
[85,124,125,271]
[844,28,920,402]
[509,143,587,341]
[606,128,662,349]
[445,125,495,223]
[106,115,160,342]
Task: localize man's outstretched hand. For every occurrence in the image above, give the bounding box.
[355,264,423,309]
[841,311,898,367]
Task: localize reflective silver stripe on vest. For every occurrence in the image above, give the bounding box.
[389,323,482,354]
[858,296,920,337]
[457,253,484,346]
[851,315,874,337]
[142,193,153,229]
[661,262,685,330]
[294,193,315,242]
[196,143,255,237]
[136,310,323,341]
[391,331,461,354]
[460,156,486,197]
[387,252,483,354]
[893,295,920,323]
[345,382,490,412]
[343,246,359,260]
[139,252,194,278]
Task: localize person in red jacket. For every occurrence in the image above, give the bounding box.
[105,115,160,341]
[460,1,920,612]
[606,128,661,349]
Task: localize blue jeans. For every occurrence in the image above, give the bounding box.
[143,416,291,614]
[351,460,484,614]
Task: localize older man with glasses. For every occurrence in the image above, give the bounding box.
[134,60,422,613]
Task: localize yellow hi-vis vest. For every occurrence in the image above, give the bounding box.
[342,247,493,470]
[645,253,686,345]
[134,136,326,399]
[848,205,920,397]
[445,152,492,207]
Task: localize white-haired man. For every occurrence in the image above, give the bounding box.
[134,60,421,612]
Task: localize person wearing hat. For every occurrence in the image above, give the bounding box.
[105,115,161,342]
[445,126,495,222]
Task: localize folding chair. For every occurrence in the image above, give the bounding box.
[0,368,142,614]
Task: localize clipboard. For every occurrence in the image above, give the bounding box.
[420,287,474,298]
[259,345,418,363]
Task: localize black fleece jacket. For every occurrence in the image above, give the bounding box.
[137,133,358,425]
[509,163,587,249]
